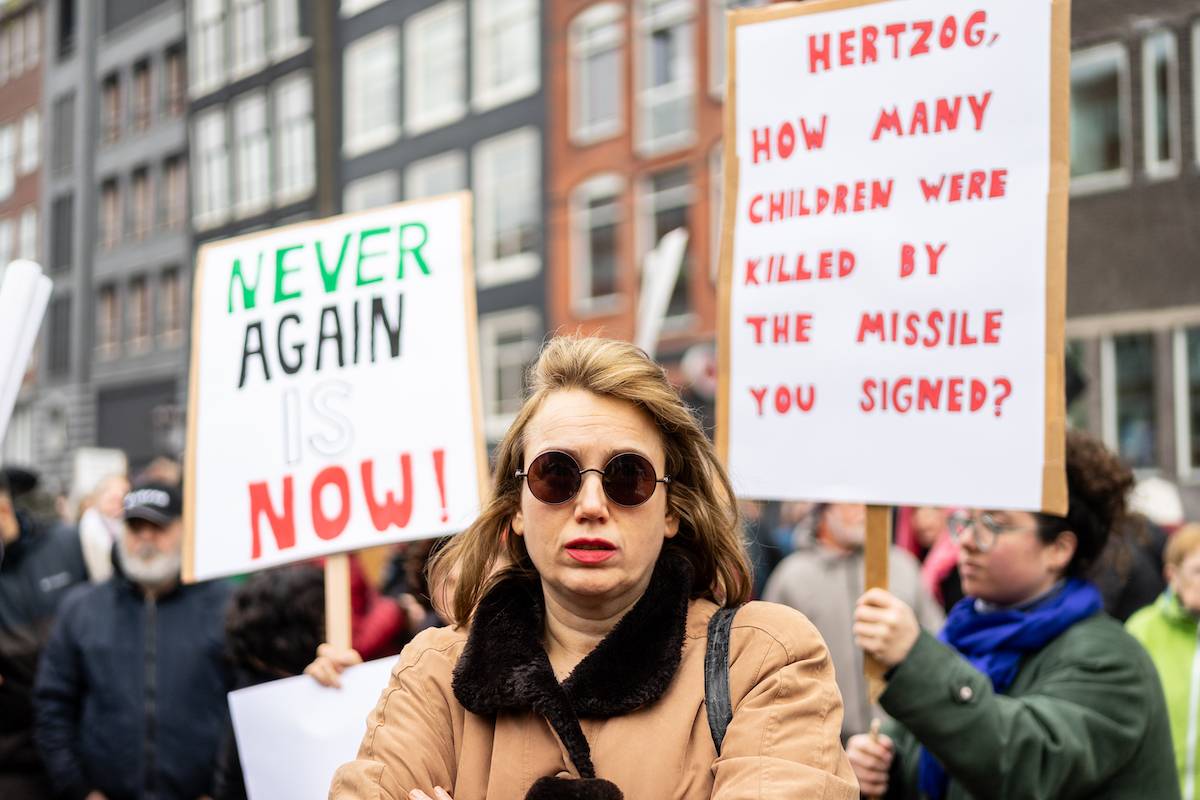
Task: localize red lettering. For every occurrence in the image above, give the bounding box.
[744,258,761,286]
[249,477,296,559]
[857,312,885,343]
[884,23,906,58]
[749,386,768,416]
[861,25,878,63]
[967,91,992,130]
[777,121,795,159]
[860,379,877,412]
[310,466,351,541]
[809,33,831,73]
[745,315,767,344]
[990,168,1008,198]
[872,107,903,141]
[984,310,1002,343]
[360,456,414,531]
[964,11,987,46]
[900,244,916,278]
[800,115,828,151]
[839,29,856,66]
[939,16,957,48]
[912,20,933,55]
[935,97,962,132]
[748,195,763,224]
[925,242,947,275]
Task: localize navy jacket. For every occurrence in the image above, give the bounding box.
[0,512,87,773]
[34,573,233,800]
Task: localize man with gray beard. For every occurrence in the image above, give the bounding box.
[34,483,232,800]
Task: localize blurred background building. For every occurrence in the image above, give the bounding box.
[0,0,1196,515]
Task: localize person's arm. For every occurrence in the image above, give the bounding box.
[710,606,859,799]
[329,631,460,799]
[33,598,93,800]
[880,629,1153,800]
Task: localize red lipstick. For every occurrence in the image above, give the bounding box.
[564,538,617,564]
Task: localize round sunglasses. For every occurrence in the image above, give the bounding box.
[515,451,671,507]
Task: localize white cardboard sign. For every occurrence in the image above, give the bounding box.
[0,260,52,449]
[719,0,1069,513]
[185,195,487,581]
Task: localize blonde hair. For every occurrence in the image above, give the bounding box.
[1166,524,1200,568]
[431,336,752,624]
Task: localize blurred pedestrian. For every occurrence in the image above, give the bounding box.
[1127,523,1200,799]
[0,468,87,798]
[763,502,944,740]
[34,482,232,800]
[897,506,963,612]
[847,431,1179,799]
[78,474,129,583]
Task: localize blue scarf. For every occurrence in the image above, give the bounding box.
[917,579,1103,799]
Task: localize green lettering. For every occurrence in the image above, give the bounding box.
[356,227,389,286]
[274,244,304,304]
[316,233,352,293]
[397,222,431,279]
[227,254,263,314]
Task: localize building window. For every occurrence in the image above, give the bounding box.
[52,93,74,174]
[1070,43,1131,194]
[479,307,541,440]
[100,179,122,249]
[404,150,466,200]
[473,0,539,111]
[474,127,541,287]
[164,156,187,230]
[26,8,40,70]
[570,4,624,145]
[19,110,39,175]
[341,0,387,17]
[48,296,70,378]
[571,174,623,313]
[18,207,37,261]
[343,27,401,157]
[10,15,24,76]
[708,143,722,282]
[233,0,268,77]
[1104,332,1158,469]
[708,0,764,97]
[58,0,77,60]
[129,275,151,350]
[233,91,271,217]
[160,267,184,345]
[191,0,226,96]
[165,46,186,117]
[101,73,121,143]
[636,0,695,156]
[1142,31,1180,178]
[274,72,315,204]
[405,1,466,135]
[0,219,12,267]
[50,194,72,272]
[271,0,307,60]
[343,171,401,213]
[0,22,9,85]
[131,168,153,239]
[97,284,120,360]
[1183,327,1200,476]
[0,124,16,201]
[640,167,693,322]
[192,107,229,229]
[132,59,152,132]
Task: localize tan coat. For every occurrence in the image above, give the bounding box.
[330,591,858,799]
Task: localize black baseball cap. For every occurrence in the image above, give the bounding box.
[123,483,183,526]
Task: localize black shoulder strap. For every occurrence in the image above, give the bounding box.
[704,605,740,754]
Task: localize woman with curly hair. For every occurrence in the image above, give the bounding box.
[846,430,1180,799]
[323,336,857,799]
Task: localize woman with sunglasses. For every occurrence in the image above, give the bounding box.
[846,430,1179,800]
[324,336,857,800]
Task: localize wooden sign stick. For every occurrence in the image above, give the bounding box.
[864,505,892,704]
[325,554,352,651]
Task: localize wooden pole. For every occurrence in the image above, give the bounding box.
[325,554,352,651]
[864,505,892,704]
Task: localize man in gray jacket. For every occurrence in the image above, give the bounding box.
[763,503,944,741]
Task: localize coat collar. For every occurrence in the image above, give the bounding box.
[452,550,693,779]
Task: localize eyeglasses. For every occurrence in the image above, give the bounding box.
[947,511,1038,553]
[515,451,671,508]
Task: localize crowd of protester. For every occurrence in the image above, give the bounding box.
[0,425,1194,798]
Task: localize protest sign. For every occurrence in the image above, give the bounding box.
[717,0,1070,514]
[185,194,487,581]
[0,261,52,449]
[228,656,395,799]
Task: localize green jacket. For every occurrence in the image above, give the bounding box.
[1127,592,1199,800]
[880,614,1180,800]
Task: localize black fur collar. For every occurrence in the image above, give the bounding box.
[452,550,694,783]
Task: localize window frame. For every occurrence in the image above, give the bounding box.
[273,71,316,206]
[343,170,401,212]
[342,26,402,158]
[472,0,540,113]
[1141,29,1181,180]
[637,166,694,330]
[232,89,272,217]
[231,0,269,79]
[478,306,542,441]
[17,206,36,261]
[405,0,467,136]
[1175,326,1200,481]
[473,126,542,288]
[634,0,696,157]
[570,172,625,316]
[18,109,38,176]
[1069,42,1133,196]
[404,149,466,200]
[1100,331,1161,473]
[707,0,764,99]
[192,105,230,230]
[190,0,227,98]
[569,3,625,146]
[96,283,120,360]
